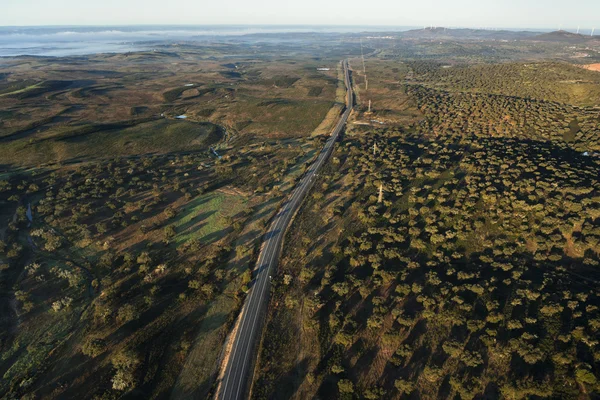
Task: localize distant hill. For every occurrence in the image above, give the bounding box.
[398,27,539,41]
[532,30,595,44]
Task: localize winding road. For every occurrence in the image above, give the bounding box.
[217,60,354,400]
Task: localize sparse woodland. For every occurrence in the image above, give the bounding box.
[0,138,317,399]
[408,62,600,106]
[2,32,600,400]
[255,62,600,399]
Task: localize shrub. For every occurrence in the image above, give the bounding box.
[111,350,140,391]
[394,379,415,394]
[82,338,106,358]
[117,304,140,323]
[338,379,354,394]
[575,369,597,385]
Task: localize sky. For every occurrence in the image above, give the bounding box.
[1,0,600,30]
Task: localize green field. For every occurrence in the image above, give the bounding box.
[173,192,247,245]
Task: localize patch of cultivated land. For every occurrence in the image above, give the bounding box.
[585,63,600,72]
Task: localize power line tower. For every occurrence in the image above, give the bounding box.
[360,38,367,91]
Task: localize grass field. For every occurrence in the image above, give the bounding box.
[172,192,247,245]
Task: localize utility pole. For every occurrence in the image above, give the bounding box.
[373,142,378,155]
[368,100,372,113]
[360,38,366,74]
[360,38,367,91]
[378,183,383,204]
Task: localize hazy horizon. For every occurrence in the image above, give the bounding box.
[0,24,593,34]
[2,0,600,30]
[1,23,596,57]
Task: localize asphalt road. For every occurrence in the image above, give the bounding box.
[218,60,354,400]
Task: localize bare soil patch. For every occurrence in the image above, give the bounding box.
[584,63,600,72]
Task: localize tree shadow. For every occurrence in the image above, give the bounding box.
[238,229,261,247]
[476,381,501,399]
[267,357,310,400]
[149,311,229,400]
[174,210,216,236]
[202,227,232,246]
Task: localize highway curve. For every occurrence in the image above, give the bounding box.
[218,59,354,400]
